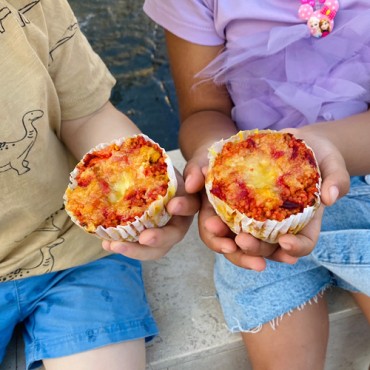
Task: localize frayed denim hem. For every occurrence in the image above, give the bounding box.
[227,285,331,334]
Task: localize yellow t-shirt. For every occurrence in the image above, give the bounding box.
[0,0,116,282]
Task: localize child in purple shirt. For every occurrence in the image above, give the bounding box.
[144,1,370,368]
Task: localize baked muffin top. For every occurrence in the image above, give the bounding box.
[65,135,170,232]
[208,131,320,222]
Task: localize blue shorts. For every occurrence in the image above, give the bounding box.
[0,254,158,370]
[215,176,370,332]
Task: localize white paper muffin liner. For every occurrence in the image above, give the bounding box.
[64,134,177,242]
[205,130,321,244]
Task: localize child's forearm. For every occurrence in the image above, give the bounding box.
[179,110,238,161]
[300,110,370,175]
[61,101,140,160]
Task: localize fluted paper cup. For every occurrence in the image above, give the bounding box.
[205,130,321,244]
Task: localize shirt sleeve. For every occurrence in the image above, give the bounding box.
[45,0,116,120]
[143,0,224,46]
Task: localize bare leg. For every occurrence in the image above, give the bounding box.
[242,295,329,370]
[43,339,146,370]
[350,292,370,324]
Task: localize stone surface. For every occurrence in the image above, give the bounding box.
[69,0,179,151]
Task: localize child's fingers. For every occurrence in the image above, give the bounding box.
[198,196,237,254]
[285,128,350,205]
[183,160,206,193]
[100,181,200,261]
[319,153,350,205]
[166,194,200,217]
[225,250,267,271]
[102,217,194,260]
[201,213,267,271]
[235,232,278,257]
[198,185,230,238]
[103,240,171,260]
[266,248,299,264]
[168,168,201,216]
[101,239,111,252]
[200,216,237,254]
[278,206,324,257]
[233,231,298,265]
[203,214,231,236]
[139,214,194,249]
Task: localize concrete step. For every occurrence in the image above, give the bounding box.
[1,149,369,370]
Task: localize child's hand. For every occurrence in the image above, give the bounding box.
[183,151,270,271]
[198,190,270,271]
[183,152,267,271]
[285,127,351,207]
[199,197,325,271]
[101,169,200,260]
[232,205,325,269]
[195,127,351,271]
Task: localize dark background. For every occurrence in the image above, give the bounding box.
[69,0,180,151]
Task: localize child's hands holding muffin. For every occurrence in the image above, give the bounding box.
[102,168,200,260]
[186,128,351,271]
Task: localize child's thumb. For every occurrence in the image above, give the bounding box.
[320,159,350,206]
[183,160,206,193]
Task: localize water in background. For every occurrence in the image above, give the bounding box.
[69,0,179,151]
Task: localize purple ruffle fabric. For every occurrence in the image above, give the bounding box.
[198,9,370,130]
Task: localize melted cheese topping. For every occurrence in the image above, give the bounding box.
[222,152,281,208]
[65,136,169,231]
[209,132,320,221]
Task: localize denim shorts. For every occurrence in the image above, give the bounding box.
[0,254,158,370]
[215,176,370,332]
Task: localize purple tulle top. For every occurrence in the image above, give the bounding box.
[144,0,370,130]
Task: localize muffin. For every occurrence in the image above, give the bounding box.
[205,130,321,243]
[64,134,177,241]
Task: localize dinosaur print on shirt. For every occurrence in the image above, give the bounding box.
[0,109,44,175]
[0,1,40,32]
[0,6,11,32]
